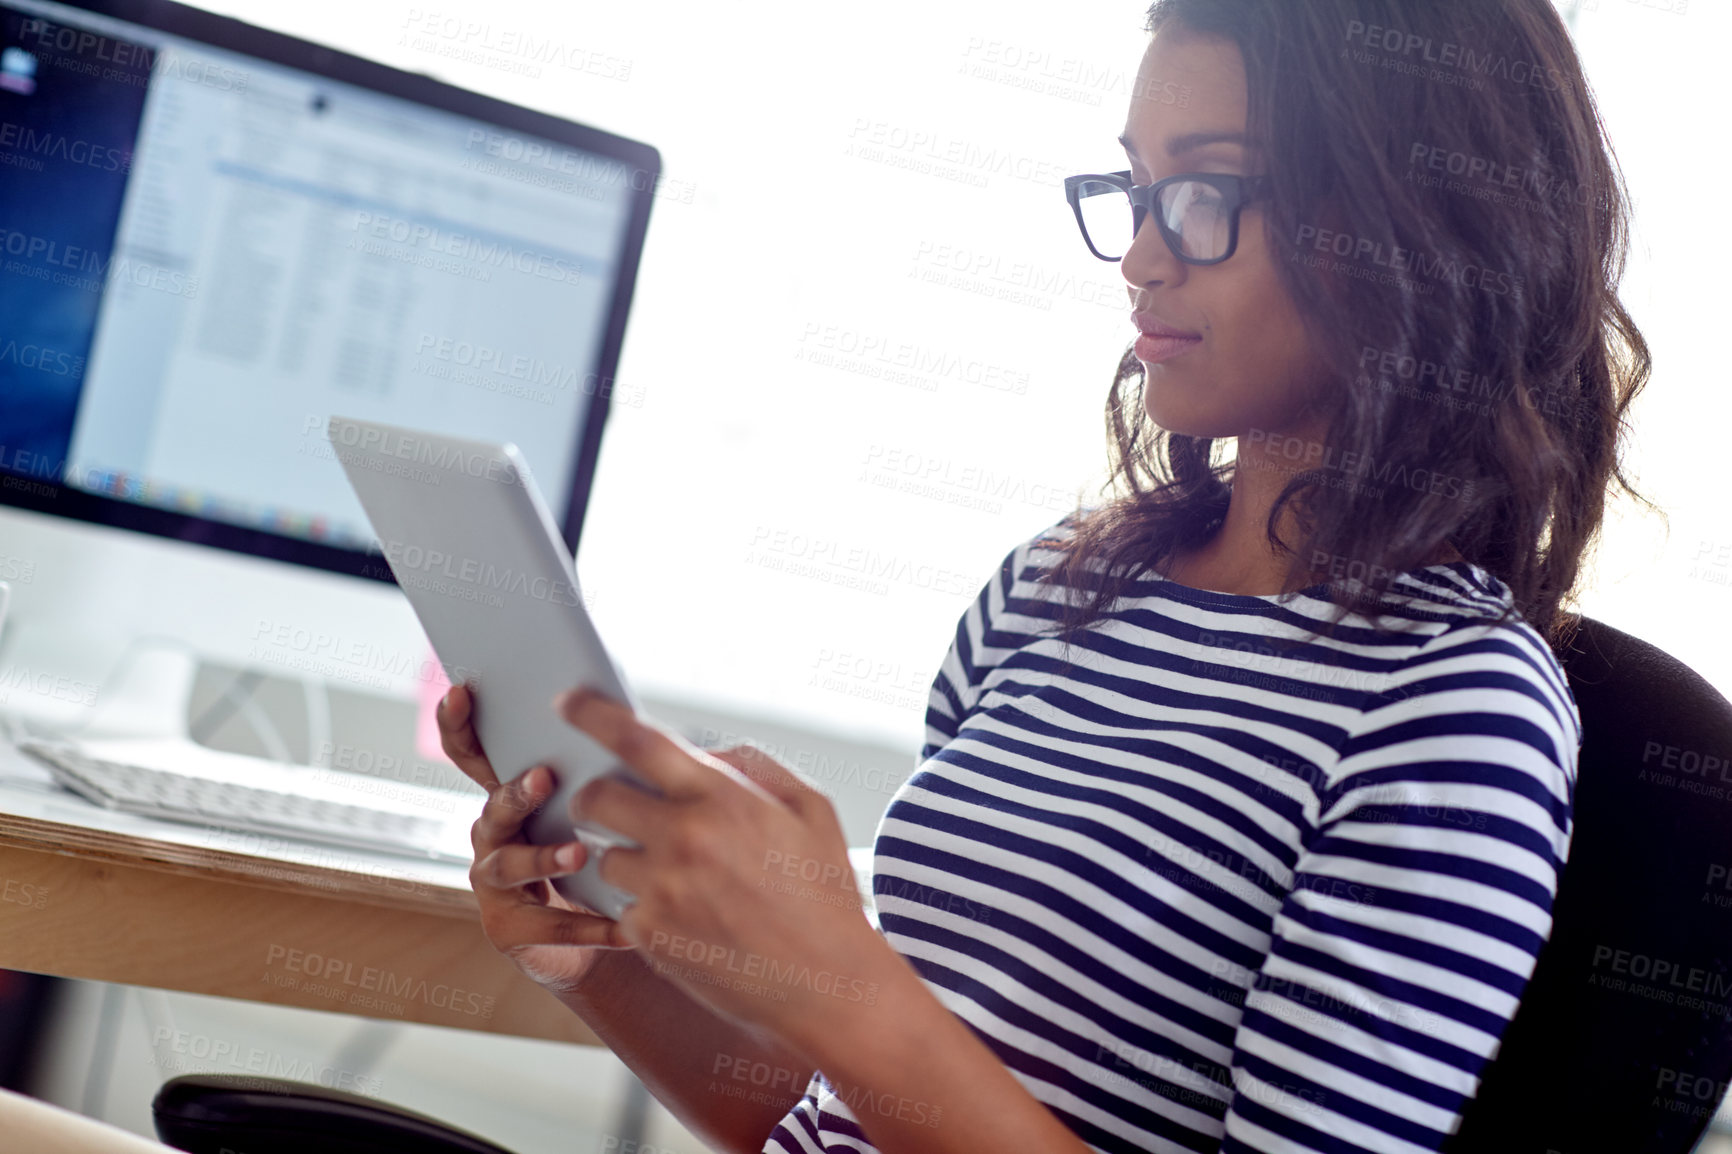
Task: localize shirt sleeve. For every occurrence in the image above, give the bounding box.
[920,539,1019,763]
[919,518,1076,763]
[1217,619,1579,1153]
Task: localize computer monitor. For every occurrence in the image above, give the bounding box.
[0,0,659,735]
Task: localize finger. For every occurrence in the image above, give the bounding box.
[707,745,826,817]
[553,689,711,798]
[493,903,630,951]
[589,841,646,901]
[472,765,554,852]
[572,774,661,846]
[437,684,499,790]
[474,840,588,892]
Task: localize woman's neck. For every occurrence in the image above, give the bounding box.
[1160,436,1463,597]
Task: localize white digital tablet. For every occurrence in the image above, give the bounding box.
[326,415,650,920]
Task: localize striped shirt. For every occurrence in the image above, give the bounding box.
[764,514,1579,1154]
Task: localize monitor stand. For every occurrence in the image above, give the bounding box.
[0,625,199,744]
[77,640,201,742]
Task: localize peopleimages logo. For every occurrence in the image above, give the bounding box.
[1293,223,1524,299]
[0,226,200,298]
[0,666,97,707]
[0,339,84,378]
[402,15,633,83]
[149,1028,383,1096]
[347,210,587,285]
[315,416,516,483]
[646,931,880,1006]
[1342,19,1568,92]
[1244,428,1476,502]
[17,19,248,92]
[263,945,496,1019]
[0,121,129,172]
[248,617,477,690]
[375,538,583,608]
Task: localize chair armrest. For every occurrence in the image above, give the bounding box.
[0,1086,178,1153]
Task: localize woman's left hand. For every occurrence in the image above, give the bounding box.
[555,686,893,1042]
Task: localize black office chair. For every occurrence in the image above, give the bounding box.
[1445,614,1732,1153]
[151,1075,519,1154]
[151,617,1732,1154]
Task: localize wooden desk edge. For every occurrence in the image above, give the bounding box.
[0,811,478,917]
[0,820,602,1048]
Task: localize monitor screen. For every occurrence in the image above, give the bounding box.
[0,0,657,578]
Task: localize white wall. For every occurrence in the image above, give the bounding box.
[159,0,1732,742]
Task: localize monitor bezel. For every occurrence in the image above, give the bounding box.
[0,0,660,583]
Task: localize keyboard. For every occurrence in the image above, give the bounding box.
[20,738,474,864]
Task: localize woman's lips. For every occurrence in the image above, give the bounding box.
[1135,332,1203,363]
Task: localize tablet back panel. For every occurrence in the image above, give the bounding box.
[327,415,644,917]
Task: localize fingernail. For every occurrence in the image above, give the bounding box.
[556,843,582,870]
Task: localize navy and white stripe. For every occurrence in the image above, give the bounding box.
[764,514,1579,1154]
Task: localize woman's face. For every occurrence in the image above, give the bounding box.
[1120,27,1330,441]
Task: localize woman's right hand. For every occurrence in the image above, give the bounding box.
[437,683,628,996]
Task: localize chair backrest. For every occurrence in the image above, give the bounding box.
[1445,614,1732,1153]
[152,1074,518,1154]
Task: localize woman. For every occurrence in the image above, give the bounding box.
[438,0,1651,1150]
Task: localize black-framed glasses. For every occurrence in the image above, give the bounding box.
[1063,169,1271,265]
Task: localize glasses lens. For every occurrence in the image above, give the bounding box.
[1075,179,1132,261]
[1157,179,1232,262]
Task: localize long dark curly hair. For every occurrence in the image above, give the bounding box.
[1037,0,1660,656]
